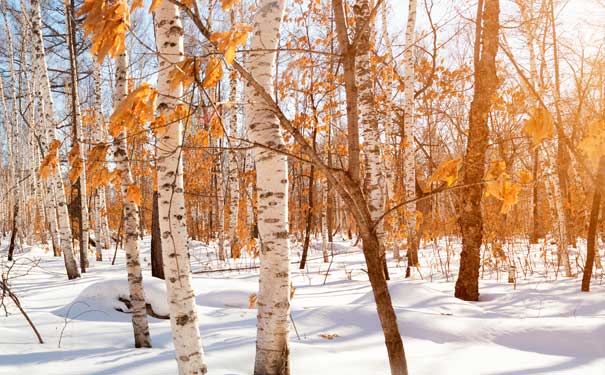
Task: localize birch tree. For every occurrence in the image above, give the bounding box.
[112,53,152,348]
[402,0,419,277]
[243,0,292,372]
[153,2,207,373]
[31,0,79,279]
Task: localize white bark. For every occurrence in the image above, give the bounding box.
[31,0,79,279]
[245,0,291,372]
[154,2,207,373]
[92,63,112,259]
[403,0,418,255]
[356,0,386,257]
[113,53,152,348]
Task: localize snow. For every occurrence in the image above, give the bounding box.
[1,237,604,374]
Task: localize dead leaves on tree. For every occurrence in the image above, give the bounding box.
[39,140,62,180]
[579,119,605,173]
[77,0,129,63]
[484,161,520,215]
[523,107,555,148]
[428,158,462,186]
[109,83,158,137]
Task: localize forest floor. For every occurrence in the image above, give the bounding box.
[0,236,604,374]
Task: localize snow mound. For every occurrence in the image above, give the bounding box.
[54,278,169,321]
[354,281,484,316]
[194,278,258,308]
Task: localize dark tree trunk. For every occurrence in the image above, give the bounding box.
[299,164,315,270]
[7,203,19,261]
[455,0,500,301]
[581,156,605,292]
[151,191,164,280]
[530,147,540,244]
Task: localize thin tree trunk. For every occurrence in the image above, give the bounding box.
[402,0,419,278]
[151,190,164,280]
[66,0,89,271]
[7,203,19,261]
[113,53,151,349]
[31,0,79,280]
[581,156,605,292]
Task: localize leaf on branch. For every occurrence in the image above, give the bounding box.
[149,0,193,13]
[168,58,200,93]
[126,185,142,205]
[110,83,158,137]
[77,0,130,63]
[485,160,507,181]
[221,0,239,11]
[485,173,520,214]
[209,115,224,138]
[518,169,533,184]
[39,140,62,180]
[209,23,253,65]
[67,143,83,183]
[579,119,605,172]
[203,57,224,88]
[523,107,555,148]
[428,158,462,186]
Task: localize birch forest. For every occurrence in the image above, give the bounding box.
[1,0,605,374]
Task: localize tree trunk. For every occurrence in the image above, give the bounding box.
[455,0,499,302]
[154,2,207,373]
[151,190,164,280]
[355,0,388,280]
[245,0,291,373]
[581,156,605,292]
[402,0,419,277]
[31,0,79,280]
[7,203,19,261]
[113,53,152,349]
[66,0,89,272]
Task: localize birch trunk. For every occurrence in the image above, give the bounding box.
[31,0,79,279]
[402,0,419,276]
[66,1,89,271]
[355,0,387,279]
[154,2,207,373]
[93,63,111,259]
[113,53,152,348]
[245,0,291,372]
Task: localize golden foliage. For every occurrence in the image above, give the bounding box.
[126,185,142,205]
[149,0,193,13]
[248,292,257,309]
[428,158,462,186]
[579,119,605,172]
[523,107,555,147]
[209,116,224,138]
[110,83,158,137]
[518,169,533,184]
[77,0,129,63]
[39,140,62,180]
[210,24,253,65]
[485,173,520,214]
[203,58,224,89]
[221,0,239,11]
[87,145,111,190]
[67,143,83,183]
[485,160,506,181]
[168,58,200,93]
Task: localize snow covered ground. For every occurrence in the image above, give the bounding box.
[1,237,604,374]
